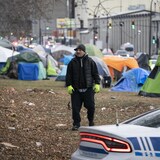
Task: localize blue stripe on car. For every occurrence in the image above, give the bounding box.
[140,137,146,150]
[135,152,143,156]
[155,153,160,157]
[128,137,141,150]
[128,137,160,158]
[79,145,108,154]
[150,137,160,151]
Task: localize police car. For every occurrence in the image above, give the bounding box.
[71,108,160,160]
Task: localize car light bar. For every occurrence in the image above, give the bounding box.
[80,132,132,153]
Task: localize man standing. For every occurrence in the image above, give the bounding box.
[66,44,100,131]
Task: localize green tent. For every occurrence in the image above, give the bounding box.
[139,55,160,97]
[85,44,103,58]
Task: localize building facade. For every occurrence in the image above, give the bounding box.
[75,0,160,56]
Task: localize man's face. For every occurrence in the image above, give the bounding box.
[75,49,85,57]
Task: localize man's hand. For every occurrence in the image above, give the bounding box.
[67,85,74,94]
[94,84,100,93]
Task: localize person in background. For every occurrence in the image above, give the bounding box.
[66,44,100,131]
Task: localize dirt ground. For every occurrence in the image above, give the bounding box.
[0,83,160,160]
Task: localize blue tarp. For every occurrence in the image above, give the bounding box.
[59,55,73,65]
[18,62,39,80]
[111,68,150,92]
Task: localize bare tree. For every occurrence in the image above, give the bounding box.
[0,0,67,39]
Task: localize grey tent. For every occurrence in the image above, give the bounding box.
[90,56,112,87]
[0,38,14,50]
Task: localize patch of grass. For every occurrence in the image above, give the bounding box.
[0,79,65,90]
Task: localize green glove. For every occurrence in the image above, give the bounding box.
[94,84,100,93]
[67,85,74,94]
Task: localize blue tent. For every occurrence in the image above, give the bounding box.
[59,54,73,65]
[111,68,150,92]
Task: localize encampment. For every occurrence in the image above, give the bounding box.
[0,50,48,80]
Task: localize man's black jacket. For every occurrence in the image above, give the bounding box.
[66,54,100,89]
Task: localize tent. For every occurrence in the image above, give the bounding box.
[90,56,112,87]
[62,55,73,65]
[0,38,14,50]
[111,68,149,92]
[102,56,139,80]
[55,65,67,81]
[90,56,111,77]
[85,44,103,58]
[51,44,75,53]
[139,55,160,97]
[0,50,46,80]
[51,45,75,61]
[135,52,150,71]
[102,48,113,55]
[33,45,59,76]
[33,45,58,68]
[0,46,20,69]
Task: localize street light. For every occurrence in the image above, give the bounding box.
[131,20,135,29]
[87,1,120,46]
[88,5,101,45]
[99,5,120,49]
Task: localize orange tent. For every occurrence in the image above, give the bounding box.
[102,56,139,79]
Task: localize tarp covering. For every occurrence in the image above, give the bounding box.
[18,62,39,80]
[103,56,139,72]
[38,61,46,80]
[17,50,41,62]
[111,68,149,92]
[139,55,160,97]
[102,56,139,79]
[47,61,58,76]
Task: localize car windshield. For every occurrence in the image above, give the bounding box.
[125,47,134,51]
[123,110,160,128]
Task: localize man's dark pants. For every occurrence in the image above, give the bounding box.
[71,88,95,127]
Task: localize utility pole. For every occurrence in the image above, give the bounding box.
[149,0,154,59]
[68,0,75,46]
[39,18,42,45]
[93,15,97,45]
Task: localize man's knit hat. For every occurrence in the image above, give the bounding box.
[74,44,86,52]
